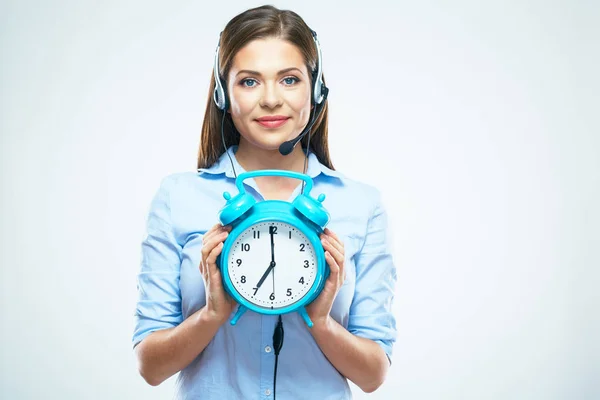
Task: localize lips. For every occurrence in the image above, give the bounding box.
[255,115,290,128]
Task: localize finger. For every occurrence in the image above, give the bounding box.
[203,223,222,239]
[206,242,225,283]
[204,223,231,243]
[320,231,343,256]
[206,241,224,266]
[324,228,342,245]
[321,237,344,265]
[202,230,229,260]
[325,250,340,284]
[323,229,344,253]
[199,255,211,278]
[203,224,229,244]
[332,253,344,287]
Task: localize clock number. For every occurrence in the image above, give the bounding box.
[289,231,292,239]
[253,287,259,296]
[269,293,275,301]
[236,259,242,266]
[299,243,305,252]
[286,288,292,296]
[269,226,278,234]
[304,260,309,268]
[241,243,250,252]
[299,277,305,284]
[241,276,246,283]
[253,230,260,239]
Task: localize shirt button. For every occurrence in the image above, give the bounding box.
[265,389,271,396]
[264,345,272,353]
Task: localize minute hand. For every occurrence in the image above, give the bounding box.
[270,227,275,263]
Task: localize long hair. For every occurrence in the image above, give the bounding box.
[197,5,334,170]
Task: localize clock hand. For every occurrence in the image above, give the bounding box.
[256,261,275,291]
[270,226,275,263]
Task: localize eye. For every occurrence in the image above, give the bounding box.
[240,78,257,87]
[282,76,299,86]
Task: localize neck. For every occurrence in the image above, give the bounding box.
[234,139,308,174]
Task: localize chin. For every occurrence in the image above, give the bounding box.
[244,129,298,151]
[242,135,285,152]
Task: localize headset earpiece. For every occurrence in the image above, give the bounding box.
[213,36,229,111]
[310,29,326,106]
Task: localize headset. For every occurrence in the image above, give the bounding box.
[212,29,329,156]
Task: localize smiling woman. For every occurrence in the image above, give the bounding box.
[132,4,397,400]
[198,7,333,175]
[227,38,313,151]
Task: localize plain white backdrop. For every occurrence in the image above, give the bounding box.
[1,0,598,399]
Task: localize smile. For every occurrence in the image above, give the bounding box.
[255,117,290,129]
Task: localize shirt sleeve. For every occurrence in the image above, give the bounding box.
[347,189,398,362]
[132,175,183,348]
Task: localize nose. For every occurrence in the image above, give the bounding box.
[259,81,283,109]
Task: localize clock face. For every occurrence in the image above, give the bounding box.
[226,221,317,310]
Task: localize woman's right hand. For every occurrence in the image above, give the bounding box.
[199,223,236,324]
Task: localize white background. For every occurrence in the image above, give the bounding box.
[1,0,598,399]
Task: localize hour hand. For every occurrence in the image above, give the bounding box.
[256,261,275,291]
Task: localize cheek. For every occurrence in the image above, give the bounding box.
[229,88,257,118]
[229,92,251,118]
[293,91,312,123]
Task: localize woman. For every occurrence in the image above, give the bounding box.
[133,5,397,399]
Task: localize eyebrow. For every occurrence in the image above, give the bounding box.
[235,67,305,78]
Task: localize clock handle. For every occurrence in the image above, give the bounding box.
[230,305,248,325]
[235,170,314,194]
[298,307,314,328]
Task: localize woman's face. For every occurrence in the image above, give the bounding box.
[227,37,312,151]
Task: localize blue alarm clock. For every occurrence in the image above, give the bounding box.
[217,170,330,328]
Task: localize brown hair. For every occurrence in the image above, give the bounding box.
[196,5,334,170]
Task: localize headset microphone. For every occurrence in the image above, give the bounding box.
[278,86,328,156]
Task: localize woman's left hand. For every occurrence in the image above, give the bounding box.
[306,227,346,327]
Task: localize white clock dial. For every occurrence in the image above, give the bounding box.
[227,221,317,310]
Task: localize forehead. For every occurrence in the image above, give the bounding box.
[230,37,308,75]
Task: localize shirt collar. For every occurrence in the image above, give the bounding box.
[197,145,343,180]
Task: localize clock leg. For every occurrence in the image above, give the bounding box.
[230,305,247,325]
[298,307,314,328]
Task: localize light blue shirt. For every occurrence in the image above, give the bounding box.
[133,146,397,400]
